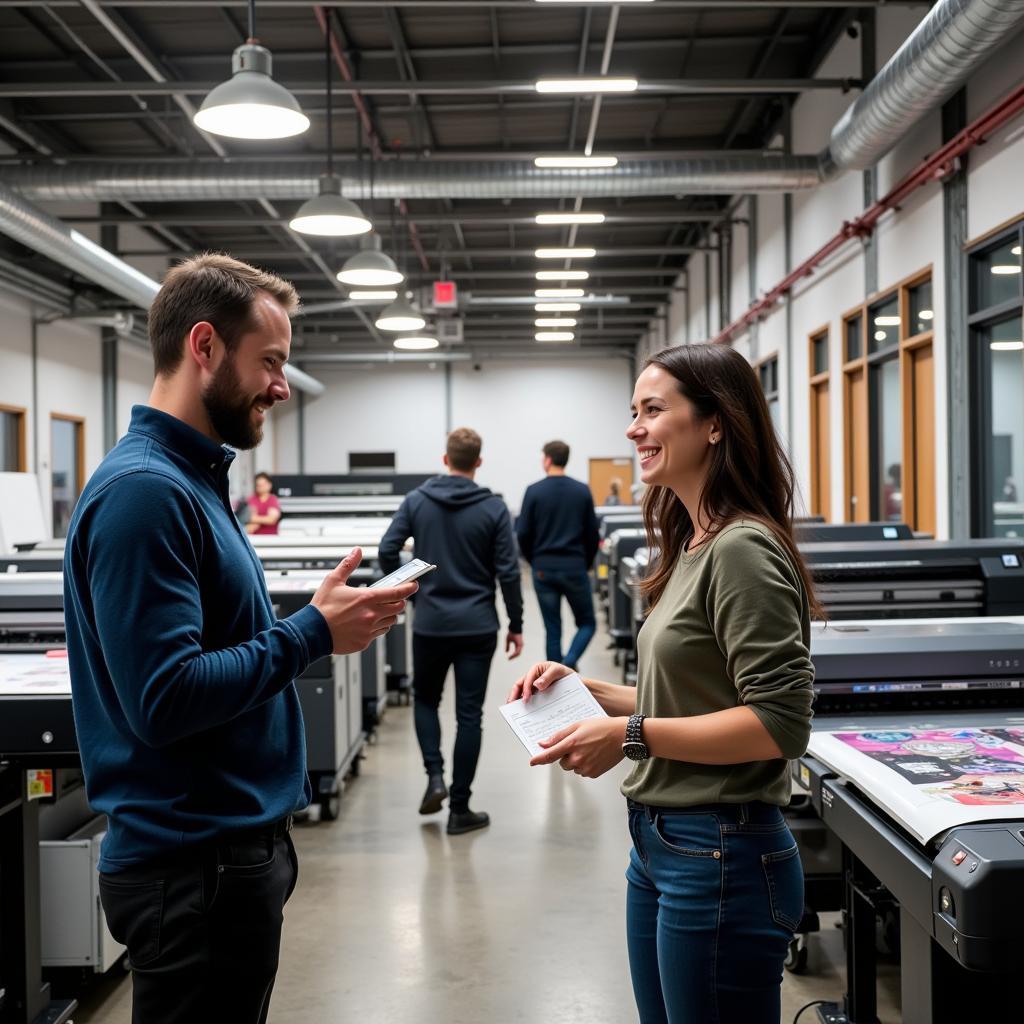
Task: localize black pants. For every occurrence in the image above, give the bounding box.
[412,631,497,812]
[99,824,298,1024]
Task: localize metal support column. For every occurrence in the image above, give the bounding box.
[718,222,732,331]
[943,89,971,539]
[861,9,879,297]
[100,212,119,452]
[445,360,453,432]
[747,195,759,360]
[297,389,306,473]
[703,251,712,341]
[782,98,795,446]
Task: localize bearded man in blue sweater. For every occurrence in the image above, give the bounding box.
[64,254,416,1024]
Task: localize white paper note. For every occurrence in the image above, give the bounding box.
[499,673,608,758]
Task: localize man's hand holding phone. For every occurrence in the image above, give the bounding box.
[311,548,418,654]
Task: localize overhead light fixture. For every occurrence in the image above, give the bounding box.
[874,330,887,341]
[535,318,577,327]
[918,309,934,321]
[375,294,425,332]
[347,289,398,302]
[1012,245,1022,256]
[536,288,585,298]
[534,155,618,169]
[535,248,597,259]
[536,332,575,343]
[991,340,1024,351]
[535,302,581,312]
[535,78,638,94]
[536,0,653,3]
[337,236,404,287]
[535,212,606,225]
[536,270,589,281]
[873,315,901,326]
[991,265,1022,275]
[394,335,439,351]
[194,4,309,140]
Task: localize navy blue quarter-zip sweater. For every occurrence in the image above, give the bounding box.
[516,475,600,572]
[378,475,523,637]
[64,406,331,872]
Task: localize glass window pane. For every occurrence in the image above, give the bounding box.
[872,357,902,521]
[909,279,934,336]
[0,411,19,472]
[845,316,862,361]
[988,315,1024,538]
[869,295,900,354]
[52,419,81,539]
[973,236,1022,312]
[812,335,829,375]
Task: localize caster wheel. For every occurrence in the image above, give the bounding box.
[784,934,809,974]
[320,793,340,821]
[350,756,361,778]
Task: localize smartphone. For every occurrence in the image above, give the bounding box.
[370,558,436,589]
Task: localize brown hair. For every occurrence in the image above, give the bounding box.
[148,252,300,376]
[639,344,822,617]
[543,440,569,467]
[447,427,482,472]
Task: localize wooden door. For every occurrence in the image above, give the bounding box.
[846,369,869,522]
[810,381,831,520]
[589,457,634,506]
[908,343,936,536]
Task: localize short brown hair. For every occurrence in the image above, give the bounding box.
[447,427,482,472]
[543,440,569,467]
[148,252,300,376]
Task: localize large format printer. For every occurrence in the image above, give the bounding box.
[798,618,1024,1023]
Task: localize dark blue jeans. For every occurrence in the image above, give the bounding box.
[625,800,803,1024]
[412,631,497,812]
[532,568,597,668]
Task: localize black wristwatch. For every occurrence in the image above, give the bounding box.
[622,713,649,761]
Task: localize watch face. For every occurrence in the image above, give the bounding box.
[622,741,648,761]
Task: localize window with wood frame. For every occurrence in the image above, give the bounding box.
[757,354,781,436]
[0,404,27,472]
[808,328,831,520]
[51,413,85,539]
[967,218,1024,538]
[842,269,935,534]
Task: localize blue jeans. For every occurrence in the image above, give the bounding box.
[532,568,596,668]
[625,800,803,1024]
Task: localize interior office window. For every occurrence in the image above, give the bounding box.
[51,415,84,539]
[867,294,902,521]
[0,406,26,472]
[809,330,831,520]
[845,313,863,362]
[969,220,1024,537]
[758,355,780,433]
[909,278,934,337]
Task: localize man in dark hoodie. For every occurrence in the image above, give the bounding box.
[379,427,524,834]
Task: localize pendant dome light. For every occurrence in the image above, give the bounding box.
[289,22,370,236]
[338,235,403,287]
[375,293,425,333]
[194,1,309,140]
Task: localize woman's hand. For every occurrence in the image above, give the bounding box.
[529,716,629,778]
[505,661,575,703]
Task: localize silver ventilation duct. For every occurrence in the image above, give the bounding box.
[0,179,324,396]
[823,0,1024,174]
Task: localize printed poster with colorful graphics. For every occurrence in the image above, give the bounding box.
[807,726,1024,844]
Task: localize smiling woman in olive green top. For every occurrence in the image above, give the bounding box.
[510,343,817,1024]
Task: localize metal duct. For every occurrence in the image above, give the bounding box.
[0,179,325,396]
[824,0,1024,173]
[1,157,823,203]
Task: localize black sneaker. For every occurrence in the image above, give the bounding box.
[446,809,490,835]
[419,774,448,815]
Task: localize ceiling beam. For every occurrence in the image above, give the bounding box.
[0,1,928,9]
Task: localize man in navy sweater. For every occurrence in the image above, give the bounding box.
[516,440,600,670]
[379,428,523,834]
[63,254,416,1024]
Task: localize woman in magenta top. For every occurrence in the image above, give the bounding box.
[246,472,282,535]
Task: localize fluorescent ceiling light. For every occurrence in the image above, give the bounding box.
[534,155,618,169]
[535,318,577,327]
[536,270,589,281]
[535,212,606,225]
[535,248,597,259]
[290,176,371,237]
[991,340,1024,351]
[991,265,1022,275]
[337,241,404,287]
[375,295,425,332]
[394,335,439,351]
[194,43,309,140]
[535,302,581,312]
[874,330,887,341]
[536,0,652,4]
[536,288,585,298]
[873,315,901,326]
[536,78,638,94]
[347,290,398,302]
[536,331,575,342]
[918,309,934,321]
[1012,245,1022,256]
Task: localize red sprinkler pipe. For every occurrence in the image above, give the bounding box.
[712,81,1024,346]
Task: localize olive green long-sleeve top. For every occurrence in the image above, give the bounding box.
[621,519,814,808]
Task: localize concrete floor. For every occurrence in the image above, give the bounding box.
[71,574,901,1023]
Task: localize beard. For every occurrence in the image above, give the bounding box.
[201,354,268,450]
